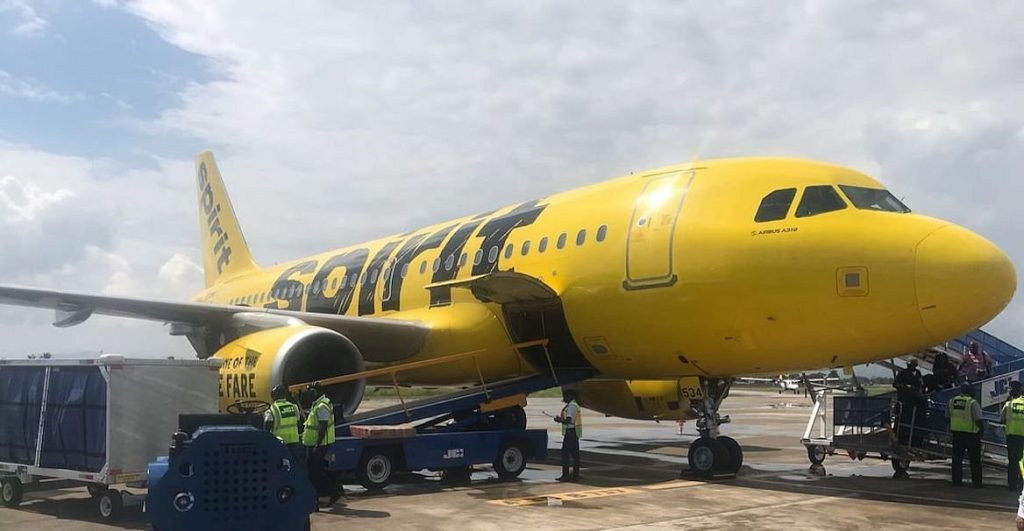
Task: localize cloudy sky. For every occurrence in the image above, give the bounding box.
[0,1,1022,358]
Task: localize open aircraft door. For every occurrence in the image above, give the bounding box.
[624,170,695,289]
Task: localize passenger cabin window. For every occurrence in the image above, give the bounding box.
[444,254,454,271]
[838,185,911,213]
[596,225,607,242]
[538,237,548,253]
[795,185,847,218]
[488,246,499,263]
[401,263,410,278]
[521,240,531,256]
[576,229,586,246]
[504,244,514,259]
[754,188,797,222]
[474,249,483,265]
[557,233,567,249]
[432,259,440,273]
[420,261,427,275]
[459,253,467,267]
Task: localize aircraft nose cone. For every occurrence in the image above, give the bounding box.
[916,225,1016,342]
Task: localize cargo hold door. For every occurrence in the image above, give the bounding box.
[624,171,695,290]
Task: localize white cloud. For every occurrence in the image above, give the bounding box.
[3,1,1023,355]
[0,71,75,103]
[0,0,45,37]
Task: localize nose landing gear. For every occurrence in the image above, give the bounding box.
[685,378,742,478]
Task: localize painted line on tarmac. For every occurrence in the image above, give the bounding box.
[488,486,642,507]
[741,476,1017,511]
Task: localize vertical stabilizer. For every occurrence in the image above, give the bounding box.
[195,151,259,287]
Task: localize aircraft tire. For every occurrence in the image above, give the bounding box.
[687,437,730,478]
[1,477,23,507]
[717,436,743,473]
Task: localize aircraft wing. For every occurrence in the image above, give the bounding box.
[0,285,429,362]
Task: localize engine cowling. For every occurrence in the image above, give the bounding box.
[571,380,695,421]
[213,325,366,416]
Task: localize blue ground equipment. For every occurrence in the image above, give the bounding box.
[146,415,315,531]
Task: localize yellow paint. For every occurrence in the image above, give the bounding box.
[194,153,1016,412]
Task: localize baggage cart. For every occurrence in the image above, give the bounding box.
[0,355,221,521]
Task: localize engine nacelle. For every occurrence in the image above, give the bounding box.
[214,325,366,416]
[571,380,695,421]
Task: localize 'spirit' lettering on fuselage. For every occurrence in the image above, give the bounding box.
[198,162,233,273]
[258,200,548,316]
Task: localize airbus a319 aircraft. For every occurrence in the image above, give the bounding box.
[0,151,1016,474]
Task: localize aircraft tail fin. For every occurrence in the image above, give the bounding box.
[194,151,259,287]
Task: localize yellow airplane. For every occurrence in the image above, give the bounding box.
[0,151,1016,474]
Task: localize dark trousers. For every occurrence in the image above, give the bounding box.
[951,431,982,487]
[561,430,581,478]
[287,443,306,471]
[307,447,340,501]
[1007,435,1024,491]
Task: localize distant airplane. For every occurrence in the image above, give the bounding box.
[0,151,1016,474]
[740,374,844,394]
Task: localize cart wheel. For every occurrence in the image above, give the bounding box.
[357,450,394,491]
[1,477,24,507]
[98,489,124,522]
[494,441,528,480]
[806,445,827,465]
[717,436,743,473]
[87,484,106,498]
[687,437,731,477]
[891,457,911,475]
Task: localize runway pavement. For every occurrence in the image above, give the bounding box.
[1,390,1019,530]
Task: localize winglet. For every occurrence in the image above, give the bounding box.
[195,151,259,287]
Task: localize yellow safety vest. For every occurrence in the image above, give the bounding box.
[561,400,583,438]
[949,394,979,434]
[302,395,336,447]
[269,399,300,444]
[1005,396,1024,436]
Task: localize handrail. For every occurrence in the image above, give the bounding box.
[287,338,551,393]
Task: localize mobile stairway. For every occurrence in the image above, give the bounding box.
[802,328,1024,475]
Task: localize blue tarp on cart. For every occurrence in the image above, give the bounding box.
[0,367,46,465]
[38,367,107,472]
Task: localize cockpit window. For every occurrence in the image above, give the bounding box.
[754,188,797,222]
[795,185,847,218]
[838,185,911,213]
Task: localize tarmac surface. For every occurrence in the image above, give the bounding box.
[1,390,1020,530]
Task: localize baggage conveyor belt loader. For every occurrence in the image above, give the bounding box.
[288,339,593,490]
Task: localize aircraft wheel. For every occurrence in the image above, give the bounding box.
[687,437,730,477]
[494,441,528,480]
[87,484,106,498]
[807,445,827,465]
[1,477,24,507]
[717,436,743,473]
[357,450,394,491]
[98,489,123,522]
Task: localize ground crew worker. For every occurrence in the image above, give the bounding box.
[554,389,583,482]
[947,382,985,488]
[264,384,305,468]
[1003,381,1024,491]
[302,382,342,507]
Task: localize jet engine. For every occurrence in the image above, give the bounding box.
[213,325,366,416]
[571,380,695,421]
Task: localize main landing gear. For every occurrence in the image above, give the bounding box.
[685,378,742,478]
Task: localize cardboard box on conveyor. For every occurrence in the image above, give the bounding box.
[349,424,417,439]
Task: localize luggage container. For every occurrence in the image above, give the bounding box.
[0,355,221,521]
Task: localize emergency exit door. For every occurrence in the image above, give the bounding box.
[624,171,695,290]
